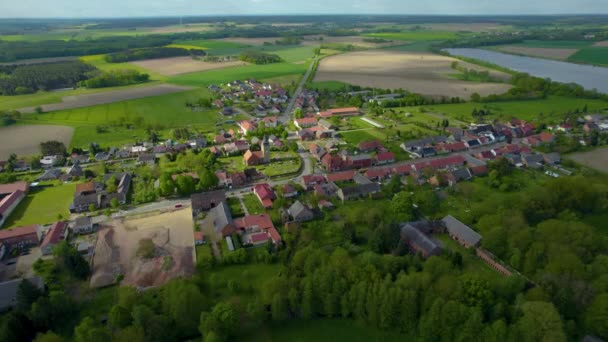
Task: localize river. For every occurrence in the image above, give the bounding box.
[445,48,608,93]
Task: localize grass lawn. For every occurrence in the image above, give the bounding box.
[173,39,252,56]
[437,234,504,280]
[261,45,316,63]
[3,183,76,228]
[242,194,265,215]
[196,244,214,265]
[407,96,608,123]
[227,197,245,217]
[219,152,300,177]
[203,263,282,302]
[307,80,352,91]
[169,62,308,87]
[237,319,408,342]
[340,129,386,145]
[569,47,608,65]
[364,31,460,41]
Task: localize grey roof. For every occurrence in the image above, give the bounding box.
[39,168,62,180]
[442,215,481,246]
[451,168,472,181]
[191,190,226,211]
[400,223,442,257]
[0,277,44,311]
[209,201,233,233]
[523,154,544,164]
[72,193,98,207]
[138,153,156,162]
[353,173,372,185]
[74,216,92,228]
[288,200,313,220]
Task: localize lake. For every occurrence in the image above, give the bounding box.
[445,48,608,93]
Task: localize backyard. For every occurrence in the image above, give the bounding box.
[242,193,265,215]
[3,183,76,228]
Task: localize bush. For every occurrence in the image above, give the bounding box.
[136,239,156,259]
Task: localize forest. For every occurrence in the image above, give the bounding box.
[238,51,282,64]
[104,47,206,63]
[83,70,150,89]
[0,60,96,95]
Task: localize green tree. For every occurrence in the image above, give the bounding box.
[110,197,120,209]
[52,240,90,279]
[199,169,219,191]
[162,280,206,336]
[34,331,64,342]
[74,317,111,342]
[389,191,414,222]
[114,326,145,342]
[516,301,566,342]
[175,175,196,197]
[271,293,288,321]
[158,174,175,197]
[16,278,43,312]
[105,175,117,193]
[109,305,132,329]
[585,293,608,339]
[199,302,239,340]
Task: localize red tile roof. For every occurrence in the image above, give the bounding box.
[393,164,413,175]
[326,170,355,183]
[250,232,269,243]
[40,221,67,249]
[254,183,275,201]
[0,181,28,195]
[365,168,391,178]
[194,231,205,241]
[375,152,395,162]
[359,140,383,151]
[76,182,95,194]
[0,190,25,215]
[319,107,360,117]
[295,117,317,126]
[0,224,38,241]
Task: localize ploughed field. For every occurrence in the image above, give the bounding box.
[496,46,578,60]
[0,125,73,159]
[130,57,248,76]
[568,147,608,173]
[314,50,512,98]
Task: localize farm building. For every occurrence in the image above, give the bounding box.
[40,221,68,255]
[191,190,227,217]
[0,224,41,249]
[0,182,29,228]
[441,215,481,248]
[318,107,360,117]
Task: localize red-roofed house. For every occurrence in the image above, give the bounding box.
[300,174,326,190]
[282,184,298,198]
[238,120,257,135]
[0,182,30,228]
[322,153,345,172]
[254,183,276,208]
[374,152,395,165]
[358,140,384,153]
[294,117,318,129]
[365,168,392,180]
[469,165,489,177]
[393,164,413,176]
[234,214,281,245]
[318,107,360,117]
[0,224,40,248]
[41,221,67,255]
[326,170,355,183]
[438,142,467,153]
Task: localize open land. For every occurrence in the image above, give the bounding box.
[18,84,193,113]
[301,35,407,48]
[3,183,76,228]
[314,50,512,98]
[569,47,608,65]
[568,147,608,173]
[0,125,73,159]
[496,46,578,60]
[130,57,248,76]
[594,41,608,47]
[414,23,509,32]
[90,209,195,288]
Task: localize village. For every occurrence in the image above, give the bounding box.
[0,76,606,311]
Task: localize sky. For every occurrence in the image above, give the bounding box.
[1,0,607,18]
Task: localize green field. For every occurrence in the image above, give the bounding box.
[405,96,608,123]
[364,31,460,41]
[173,39,252,56]
[238,319,407,342]
[3,183,76,228]
[265,46,316,63]
[307,80,352,91]
[169,62,308,87]
[79,54,168,81]
[382,41,438,52]
[513,40,593,49]
[569,47,608,65]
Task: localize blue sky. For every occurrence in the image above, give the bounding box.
[1,0,607,18]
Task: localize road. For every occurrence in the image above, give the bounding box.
[279,57,317,124]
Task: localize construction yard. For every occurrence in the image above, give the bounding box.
[89,209,195,288]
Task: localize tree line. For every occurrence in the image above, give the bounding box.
[83,69,150,88]
[239,51,282,64]
[104,47,206,63]
[0,60,95,95]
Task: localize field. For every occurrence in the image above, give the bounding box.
[172,39,252,56]
[314,50,511,98]
[402,96,608,122]
[301,35,405,48]
[0,125,73,159]
[567,147,608,173]
[130,57,248,76]
[79,54,167,81]
[90,209,195,288]
[512,40,593,49]
[17,84,193,113]
[307,81,353,91]
[412,23,510,32]
[3,183,76,228]
[569,47,608,65]
[169,62,308,87]
[496,46,577,60]
[363,30,460,41]
[238,319,407,342]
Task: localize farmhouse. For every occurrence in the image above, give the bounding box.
[40,221,68,255]
[294,117,318,129]
[254,183,276,209]
[71,216,94,235]
[442,215,481,248]
[400,222,442,259]
[233,214,281,246]
[200,201,235,239]
[0,181,29,228]
[191,190,227,217]
[0,224,41,249]
[318,107,360,118]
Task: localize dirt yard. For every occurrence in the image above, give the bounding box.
[90,209,195,288]
[568,147,608,173]
[0,125,73,159]
[314,50,512,98]
[18,84,193,113]
[497,46,578,60]
[131,57,248,76]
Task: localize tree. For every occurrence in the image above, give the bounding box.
[52,240,90,279]
[39,141,66,156]
[389,191,415,222]
[516,301,566,342]
[108,305,132,329]
[34,331,64,342]
[271,293,288,321]
[585,293,608,339]
[89,204,97,213]
[16,278,43,312]
[199,169,219,191]
[35,106,44,114]
[158,174,175,197]
[113,326,145,342]
[110,198,120,209]
[199,302,238,340]
[163,280,206,337]
[105,175,117,193]
[74,317,111,342]
[175,175,196,197]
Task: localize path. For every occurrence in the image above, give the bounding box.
[279,57,318,124]
[238,196,250,216]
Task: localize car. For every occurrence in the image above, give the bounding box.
[174,204,184,208]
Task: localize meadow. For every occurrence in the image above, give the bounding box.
[172,39,252,56]
[512,40,593,49]
[169,62,308,87]
[79,54,168,81]
[363,30,461,41]
[569,47,608,65]
[3,183,76,228]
